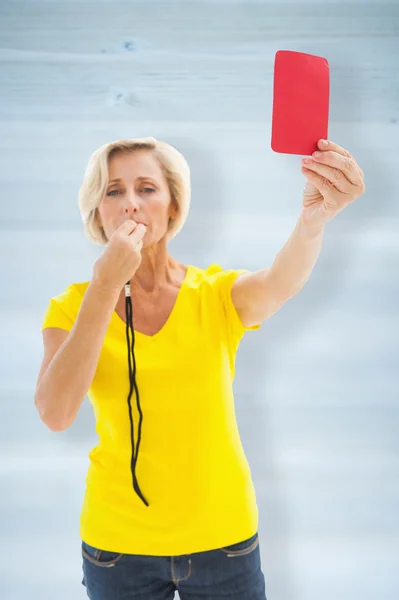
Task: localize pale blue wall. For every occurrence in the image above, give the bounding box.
[0,1,398,599]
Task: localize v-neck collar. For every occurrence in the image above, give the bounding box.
[110,265,193,340]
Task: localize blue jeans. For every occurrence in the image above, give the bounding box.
[81,531,267,599]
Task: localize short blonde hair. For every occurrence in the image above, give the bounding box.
[78,137,191,246]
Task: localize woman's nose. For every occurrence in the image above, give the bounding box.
[123,192,140,212]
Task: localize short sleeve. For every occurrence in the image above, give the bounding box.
[41,285,76,332]
[206,264,261,352]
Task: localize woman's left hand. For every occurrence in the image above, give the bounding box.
[300,139,366,228]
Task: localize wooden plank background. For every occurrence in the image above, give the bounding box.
[0,2,398,599]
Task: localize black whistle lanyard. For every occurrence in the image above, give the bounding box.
[124,282,149,507]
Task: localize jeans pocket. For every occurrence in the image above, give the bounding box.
[81,540,124,568]
[219,532,259,557]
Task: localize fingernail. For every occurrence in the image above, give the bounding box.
[320,139,328,147]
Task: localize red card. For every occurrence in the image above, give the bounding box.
[271,50,330,156]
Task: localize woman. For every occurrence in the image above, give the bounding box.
[35,136,365,599]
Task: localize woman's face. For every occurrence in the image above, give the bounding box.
[97,150,176,244]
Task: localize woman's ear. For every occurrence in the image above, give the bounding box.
[95,209,103,229]
[170,200,178,221]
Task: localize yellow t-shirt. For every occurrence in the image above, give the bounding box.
[41,263,262,556]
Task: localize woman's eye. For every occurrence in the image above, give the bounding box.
[106,187,154,196]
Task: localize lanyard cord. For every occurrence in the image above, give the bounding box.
[125,282,150,507]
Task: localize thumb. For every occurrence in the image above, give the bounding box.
[303,178,322,201]
[304,179,318,194]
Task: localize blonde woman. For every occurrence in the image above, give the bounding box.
[35,137,365,600]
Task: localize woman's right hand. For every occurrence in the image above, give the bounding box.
[92,220,147,294]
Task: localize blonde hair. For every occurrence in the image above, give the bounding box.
[78,137,191,246]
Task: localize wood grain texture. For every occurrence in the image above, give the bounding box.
[0,2,398,121]
[0,3,398,600]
